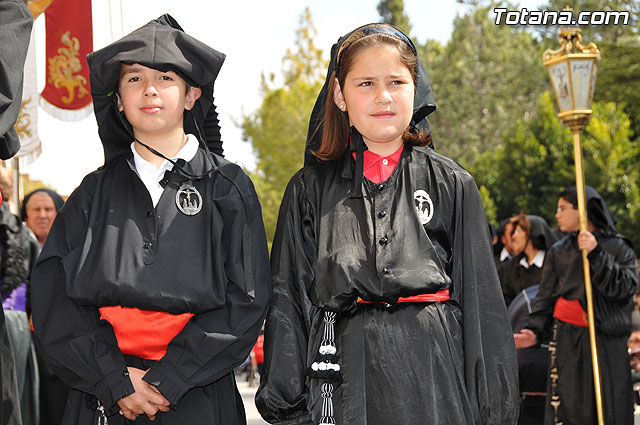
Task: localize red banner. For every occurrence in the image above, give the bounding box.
[40,0,93,120]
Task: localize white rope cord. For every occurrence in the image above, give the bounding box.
[317,312,338,424]
[319,383,336,425]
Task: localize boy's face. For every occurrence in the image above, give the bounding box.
[117,63,201,140]
[555,197,580,232]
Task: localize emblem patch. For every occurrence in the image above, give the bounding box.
[414,189,434,224]
[176,181,202,216]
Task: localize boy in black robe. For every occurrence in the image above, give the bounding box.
[31,15,270,425]
[515,186,637,425]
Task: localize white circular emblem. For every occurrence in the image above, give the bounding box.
[414,189,434,224]
[176,182,202,216]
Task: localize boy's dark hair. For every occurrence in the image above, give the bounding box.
[559,186,579,208]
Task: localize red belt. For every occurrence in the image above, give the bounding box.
[553,296,588,327]
[357,289,450,304]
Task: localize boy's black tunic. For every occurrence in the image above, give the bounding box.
[525,189,637,425]
[30,15,271,425]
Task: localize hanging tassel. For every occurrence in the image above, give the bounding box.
[319,383,336,425]
[308,311,341,424]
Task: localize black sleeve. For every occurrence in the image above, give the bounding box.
[525,247,559,342]
[31,175,135,414]
[450,170,519,425]
[142,168,272,408]
[255,171,315,425]
[0,0,33,159]
[587,238,638,302]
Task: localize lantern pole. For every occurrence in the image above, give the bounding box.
[543,27,604,425]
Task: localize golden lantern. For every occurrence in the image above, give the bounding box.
[543,24,604,425]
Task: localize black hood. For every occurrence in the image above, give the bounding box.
[562,185,618,236]
[304,23,436,167]
[87,14,226,164]
[527,215,557,251]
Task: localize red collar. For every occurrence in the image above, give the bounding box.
[353,145,404,184]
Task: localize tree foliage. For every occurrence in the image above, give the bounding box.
[377,0,412,35]
[474,92,640,250]
[241,8,325,247]
[425,4,547,169]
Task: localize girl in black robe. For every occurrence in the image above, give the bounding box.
[500,214,558,307]
[515,186,637,425]
[256,23,519,425]
[30,15,271,425]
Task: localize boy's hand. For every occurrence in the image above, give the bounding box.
[513,329,537,350]
[578,231,598,253]
[117,367,171,421]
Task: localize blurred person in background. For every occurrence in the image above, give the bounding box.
[21,189,67,425]
[1,0,35,423]
[0,167,40,425]
[514,186,637,425]
[21,190,64,246]
[500,214,557,307]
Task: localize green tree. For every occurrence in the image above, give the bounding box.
[475,92,640,252]
[377,0,412,35]
[426,4,547,169]
[241,8,325,247]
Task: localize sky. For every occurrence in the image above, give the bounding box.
[23,0,543,195]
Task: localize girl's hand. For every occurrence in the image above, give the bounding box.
[513,329,537,349]
[578,231,598,254]
[117,367,171,420]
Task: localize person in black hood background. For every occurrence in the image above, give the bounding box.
[515,186,637,425]
[256,23,518,425]
[500,214,558,307]
[30,15,270,425]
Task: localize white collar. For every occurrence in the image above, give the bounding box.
[519,250,546,269]
[499,247,512,262]
[130,134,199,172]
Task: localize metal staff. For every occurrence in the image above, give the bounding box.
[543,26,604,425]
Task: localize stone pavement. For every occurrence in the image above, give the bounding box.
[237,379,268,425]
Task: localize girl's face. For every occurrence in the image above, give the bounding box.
[510,225,529,256]
[333,45,414,154]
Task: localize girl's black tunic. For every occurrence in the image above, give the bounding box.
[256,145,519,425]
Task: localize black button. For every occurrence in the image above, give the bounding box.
[146,210,153,217]
[378,210,387,219]
[143,242,152,249]
[376,183,386,191]
[379,236,388,245]
[382,267,390,275]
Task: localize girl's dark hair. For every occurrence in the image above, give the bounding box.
[313,33,431,162]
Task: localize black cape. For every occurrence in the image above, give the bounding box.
[31,15,270,425]
[525,189,637,425]
[0,0,33,160]
[1,1,33,423]
[257,24,518,425]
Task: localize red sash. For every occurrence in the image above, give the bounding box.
[358,288,450,304]
[553,296,588,327]
[99,306,194,361]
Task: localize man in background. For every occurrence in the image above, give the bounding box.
[21,190,64,246]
